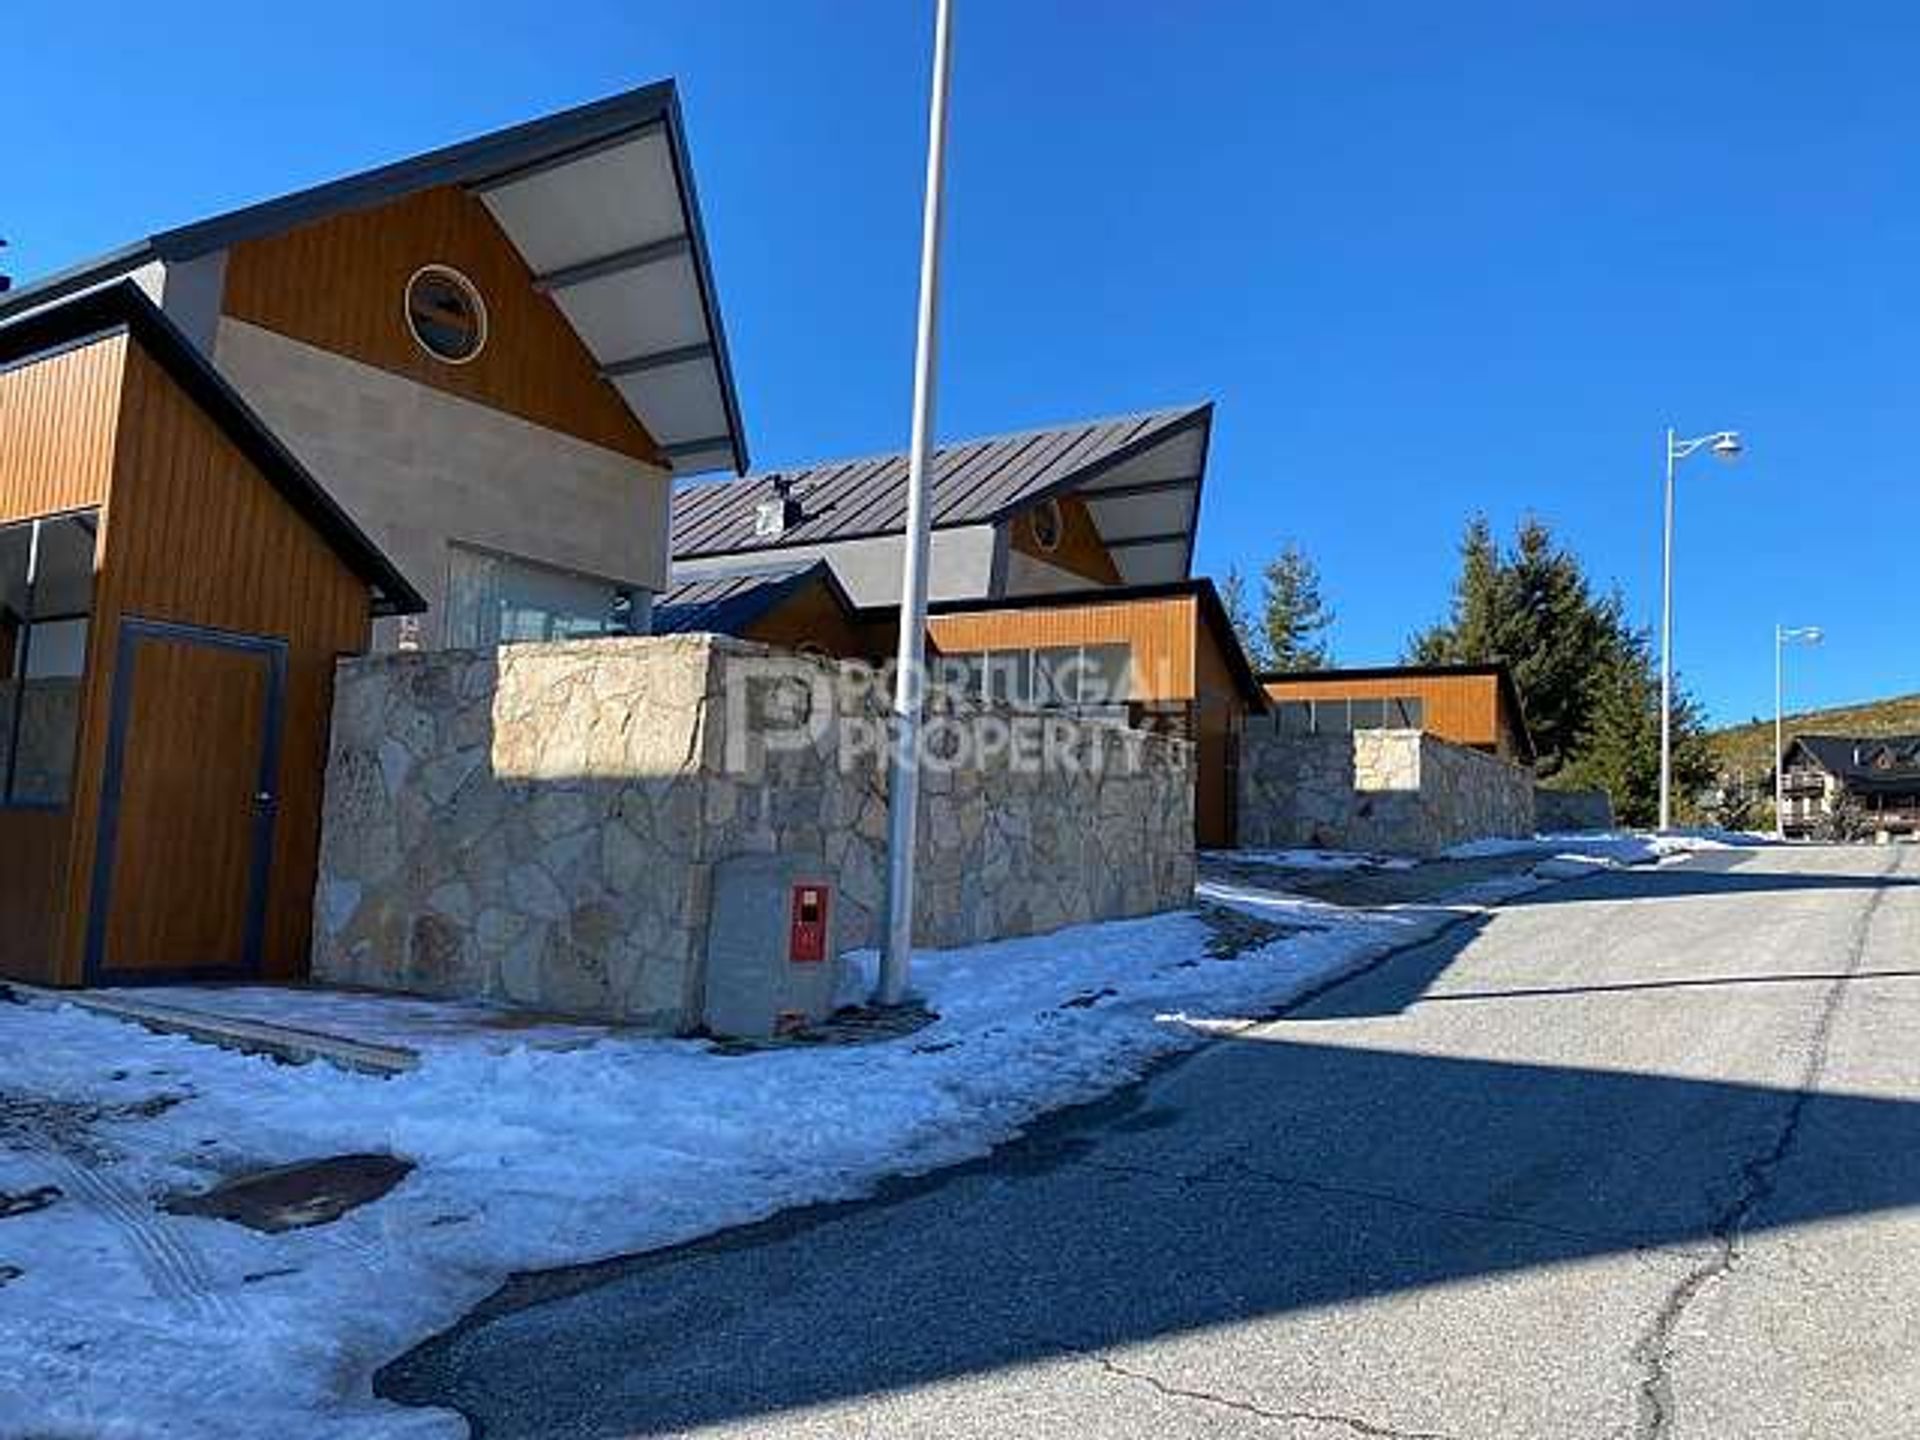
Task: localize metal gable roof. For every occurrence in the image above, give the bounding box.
[651,559,851,637]
[1789,734,1920,789]
[670,404,1212,584]
[0,81,748,478]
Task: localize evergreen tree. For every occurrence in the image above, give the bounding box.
[1219,565,1271,671]
[1261,542,1335,672]
[1551,626,1715,827]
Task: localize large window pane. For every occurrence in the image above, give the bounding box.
[445,544,625,649]
[983,650,1030,707]
[3,512,97,807]
[1078,644,1132,706]
[1275,700,1312,736]
[1031,647,1080,707]
[1349,697,1387,730]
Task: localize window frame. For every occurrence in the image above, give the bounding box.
[0,508,100,812]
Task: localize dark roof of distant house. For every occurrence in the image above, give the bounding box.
[857,576,1268,709]
[1260,662,1536,761]
[0,282,425,616]
[671,404,1212,585]
[0,80,747,476]
[651,559,853,637]
[1787,734,1920,792]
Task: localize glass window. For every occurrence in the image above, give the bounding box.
[444,544,626,649]
[934,654,984,699]
[1316,698,1353,734]
[406,266,488,364]
[1349,698,1387,730]
[1031,647,1081,707]
[1385,695,1425,727]
[1,512,97,807]
[1275,700,1312,736]
[983,650,1030,707]
[1078,644,1132,707]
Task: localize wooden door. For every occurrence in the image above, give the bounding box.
[86,619,286,984]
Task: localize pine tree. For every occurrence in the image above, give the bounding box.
[1219,565,1271,671]
[1261,543,1335,672]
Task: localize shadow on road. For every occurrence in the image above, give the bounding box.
[378,856,1920,1438]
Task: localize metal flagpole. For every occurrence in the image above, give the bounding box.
[879,0,954,1007]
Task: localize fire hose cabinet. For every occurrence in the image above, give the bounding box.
[702,853,844,1039]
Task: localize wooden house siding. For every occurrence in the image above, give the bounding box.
[0,335,123,983]
[927,594,1197,702]
[1261,672,1517,756]
[68,345,374,981]
[1007,494,1121,586]
[220,185,662,465]
[0,331,125,523]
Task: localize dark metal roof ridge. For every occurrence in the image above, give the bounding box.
[0,282,426,616]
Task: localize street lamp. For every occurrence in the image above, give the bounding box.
[1774,624,1823,841]
[1659,426,1743,831]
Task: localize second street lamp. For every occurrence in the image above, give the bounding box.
[1659,426,1743,831]
[1775,624,1824,841]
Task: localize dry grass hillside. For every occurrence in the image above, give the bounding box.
[1706,692,1920,779]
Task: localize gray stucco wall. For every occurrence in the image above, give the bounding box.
[213,317,671,648]
[1239,728,1535,856]
[313,634,1195,1028]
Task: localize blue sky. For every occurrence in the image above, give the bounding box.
[9,2,1915,724]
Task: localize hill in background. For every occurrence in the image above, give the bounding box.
[1706,692,1920,780]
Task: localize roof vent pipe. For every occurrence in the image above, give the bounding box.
[753,475,803,538]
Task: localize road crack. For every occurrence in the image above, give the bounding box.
[1626,852,1901,1438]
[1092,1351,1460,1439]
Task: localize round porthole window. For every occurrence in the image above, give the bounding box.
[1030,497,1064,553]
[405,265,488,364]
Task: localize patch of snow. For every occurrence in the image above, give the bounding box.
[1202,847,1418,872]
[0,895,1454,1440]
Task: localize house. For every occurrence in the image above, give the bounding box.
[1257,663,1536,766]
[0,282,421,987]
[669,408,1267,846]
[651,559,885,661]
[670,405,1212,605]
[0,81,745,653]
[1779,735,1920,841]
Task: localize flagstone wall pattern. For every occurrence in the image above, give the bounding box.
[312,634,1196,1029]
[1238,726,1535,856]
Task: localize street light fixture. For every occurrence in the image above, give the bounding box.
[1659,426,1743,832]
[1774,624,1824,841]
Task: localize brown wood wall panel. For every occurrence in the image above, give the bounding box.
[0,810,75,984]
[1260,673,1508,752]
[41,344,374,985]
[927,595,1197,702]
[746,579,873,660]
[0,332,124,523]
[221,185,662,464]
[1007,495,1121,585]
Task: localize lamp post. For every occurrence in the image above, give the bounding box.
[1659,426,1743,831]
[880,0,954,1007]
[1774,624,1823,841]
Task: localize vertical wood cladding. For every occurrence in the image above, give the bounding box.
[220,185,662,464]
[1259,672,1513,756]
[926,594,1197,702]
[0,335,122,983]
[0,331,124,523]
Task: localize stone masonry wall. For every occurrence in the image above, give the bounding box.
[1534,786,1615,833]
[313,634,1195,1029]
[1238,727,1534,856]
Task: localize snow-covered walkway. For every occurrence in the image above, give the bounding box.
[0,833,1725,1437]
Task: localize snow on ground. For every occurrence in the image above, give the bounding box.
[0,832,1726,1438]
[0,895,1450,1439]
[1442,829,1766,866]
[1201,847,1418,872]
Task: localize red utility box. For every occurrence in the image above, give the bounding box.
[789,884,831,964]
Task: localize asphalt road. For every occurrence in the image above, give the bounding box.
[383,844,1920,1439]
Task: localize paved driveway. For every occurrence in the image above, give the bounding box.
[383,844,1920,1438]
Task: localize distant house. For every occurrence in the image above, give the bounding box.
[1257,663,1535,766]
[0,81,746,653]
[651,559,884,661]
[1779,735,1920,840]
